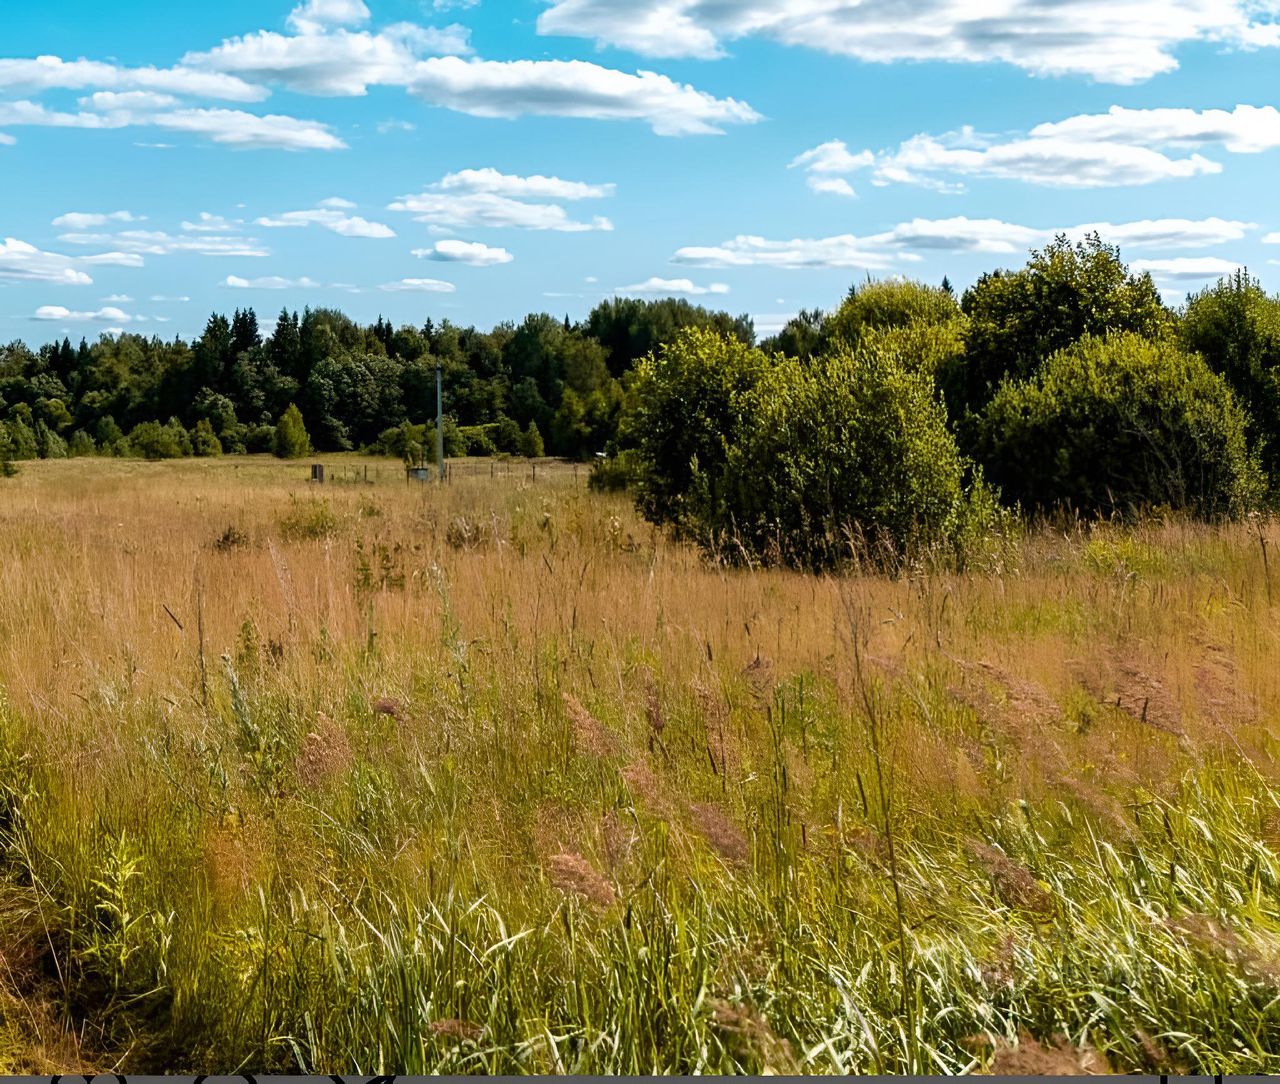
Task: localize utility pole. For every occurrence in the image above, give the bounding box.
[435,359,445,482]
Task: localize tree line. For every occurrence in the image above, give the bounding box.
[0,297,754,467]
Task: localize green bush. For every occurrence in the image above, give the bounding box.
[126,419,189,460]
[68,430,97,457]
[1179,271,1280,488]
[273,403,312,459]
[3,417,37,461]
[957,234,1171,423]
[0,423,18,477]
[626,327,773,536]
[458,424,498,457]
[978,333,1262,519]
[627,328,994,569]
[723,346,992,569]
[520,421,545,459]
[192,419,223,457]
[825,279,960,349]
[588,449,641,492]
[374,422,430,465]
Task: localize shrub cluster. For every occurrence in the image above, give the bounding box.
[617,235,1276,568]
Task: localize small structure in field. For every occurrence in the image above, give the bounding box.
[406,466,432,482]
[310,464,325,484]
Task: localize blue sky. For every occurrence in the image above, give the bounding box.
[2,0,1279,343]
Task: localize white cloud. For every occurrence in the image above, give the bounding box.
[102,293,134,302]
[433,0,480,8]
[847,106,1280,191]
[150,108,345,150]
[862,130,1220,190]
[0,133,13,145]
[808,176,856,197]
[438,167,615,200]
[415,239,513,264]
[52,210,140,229]
[536,0,1280,84]
[377,118,416,133]
[0,55,266,101]
[1030,105,1280,153]
[59,229,270,258]
[674,234,900,271]
[182,212,237,233]
[34,304,134,322]
[181,21,756,136]
[183,24,472,96]
[380,277,456,292]
[673,216,1259,269]
[223,275,320,289]
[150,294,192,302]
[287,0,372,34]
[405,57,760,136]
[618,276,729,296]
[1265,232,1280,243]
[0,236,148,285]
[790,140,874,175]
[1130,256,1246,281]
[79,90,178,111]
[0,99,345,151]
[256,205,396,237]
[389,172,614,231]
[318,196,357,209]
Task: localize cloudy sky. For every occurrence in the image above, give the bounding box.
[2,0,1279,341]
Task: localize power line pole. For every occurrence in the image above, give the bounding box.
[435,359,445,482]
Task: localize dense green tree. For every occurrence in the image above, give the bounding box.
[192,418,223,457]
[1180,271,1280,487]
[825,279,961,348]
[978,333,1261,519]
[956,234,1171,423]
[274,403,312,459]
[625,328,774,536]
[520,420,544,458]
[585,297,755,377]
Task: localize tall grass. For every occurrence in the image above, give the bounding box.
[0,455,1276,1071]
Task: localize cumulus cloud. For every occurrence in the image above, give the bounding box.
[0,55,264,101]
[415,239,513,264]
[789,139,874,196]
[839,106,1280,191]
[182,212,238,232]
[183,23,472,96]
[52,210,141,229]
[536,0,1280,84]
[59,229,270,258]
[390,170,615,231]
[1130,256,1246,281]
[79,90,179,110]
[0,98,345,151]
[380,277,456,291]
[256,204,396,237]
[405,57,759,136]
[0,236,147,285]
[287,0,372,34]
[437,168,615,200]
[33,304,134,322]
[673,216,1259,269]
[222,274,320,288]
[617,276,729,295]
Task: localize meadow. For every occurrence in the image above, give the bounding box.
[0,454,1277,1073]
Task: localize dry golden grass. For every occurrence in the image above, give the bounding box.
[0,454,1277,1072]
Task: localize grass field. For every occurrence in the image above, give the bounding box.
[0,455,1278,1073]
